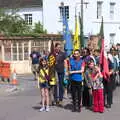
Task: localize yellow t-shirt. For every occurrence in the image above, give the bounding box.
[39,68,49,83]
[49,74,56,85]
[39,68,57,85]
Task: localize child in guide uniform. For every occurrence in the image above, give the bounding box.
[87,60,104,113]
[39,58,50,112]
[92,65,104,113]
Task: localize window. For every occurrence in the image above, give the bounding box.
[31,40,49,54]
[4,41,29,61]
[24,14,32,25]
[24,42,29,60]
[97,1,103,19]
[31,41,44,53]
[110,2,115,20]
[12,42,17,61]
[59,6,69,19]
[110,33,115,46]
[18,42,23,60]
[4,41,11,61]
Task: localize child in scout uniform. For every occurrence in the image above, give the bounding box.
[39,58,50,112]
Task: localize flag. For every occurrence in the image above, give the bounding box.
[99,17,109,79]
[73,15,80,50]
[98,17,104,49]
[63,13,73,57]
[48,40,56,82]
[48,40,56,67]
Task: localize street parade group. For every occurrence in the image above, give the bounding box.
[30,42,120,113]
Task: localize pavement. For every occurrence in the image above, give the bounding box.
[0,74,120,120]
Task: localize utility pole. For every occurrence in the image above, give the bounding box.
[80,0,84,48]
[78,0,89,48]
[41,1,44,31]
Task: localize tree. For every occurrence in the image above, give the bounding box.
[0,8,31,35]
[0,9,47,36]
[32,21,47,34]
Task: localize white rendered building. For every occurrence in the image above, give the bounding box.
[0,0,119,46]
[43,0,120,48]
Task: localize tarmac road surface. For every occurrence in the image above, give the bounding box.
[0,74,120,120]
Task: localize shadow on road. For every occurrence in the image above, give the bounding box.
[32,106,41,110]
[64,103,72,111]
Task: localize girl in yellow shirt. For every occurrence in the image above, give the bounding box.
[39,58,50,112]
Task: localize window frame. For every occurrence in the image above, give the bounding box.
[110,2,115,20]
[59,5,69,19]
[97,1,103,19]
[24,14,33,25]
[109,33,115,45]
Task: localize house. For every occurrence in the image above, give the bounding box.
[0,0,119,46]
[42,0,120,47]
[0,0,43,27]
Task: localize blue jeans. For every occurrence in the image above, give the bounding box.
[55,72,64,101]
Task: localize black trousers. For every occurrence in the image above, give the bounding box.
[82,86,93,107]
[71,80,83,109]
[103,74,114,106]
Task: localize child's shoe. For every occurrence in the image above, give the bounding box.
[45,106,50,112]
[39,107,45,112]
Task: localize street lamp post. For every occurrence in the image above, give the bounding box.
[60,2,66,35]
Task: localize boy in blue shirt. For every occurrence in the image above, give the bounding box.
[69,49,85,112]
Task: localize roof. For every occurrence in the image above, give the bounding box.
[0,0,43,8]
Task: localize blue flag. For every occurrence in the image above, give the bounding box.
[63,15,73,57]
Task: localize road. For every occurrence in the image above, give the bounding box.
[0,74,120,120]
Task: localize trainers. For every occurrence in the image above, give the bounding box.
[105,104,111,108]
[72,107,76,112]
[77,108,81,112]
[45,106,50,112]
[39,107,45,112]
[58,101,63,107]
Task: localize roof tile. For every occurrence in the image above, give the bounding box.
[0,0,43,8]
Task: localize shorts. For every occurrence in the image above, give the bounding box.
[40,82,49,88]
[31,64,39,73]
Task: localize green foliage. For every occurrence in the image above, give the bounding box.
[32,21,47,34]
[0,9,47,37]
[0,9,31,36]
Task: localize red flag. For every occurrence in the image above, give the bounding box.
[100,39,109,79]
